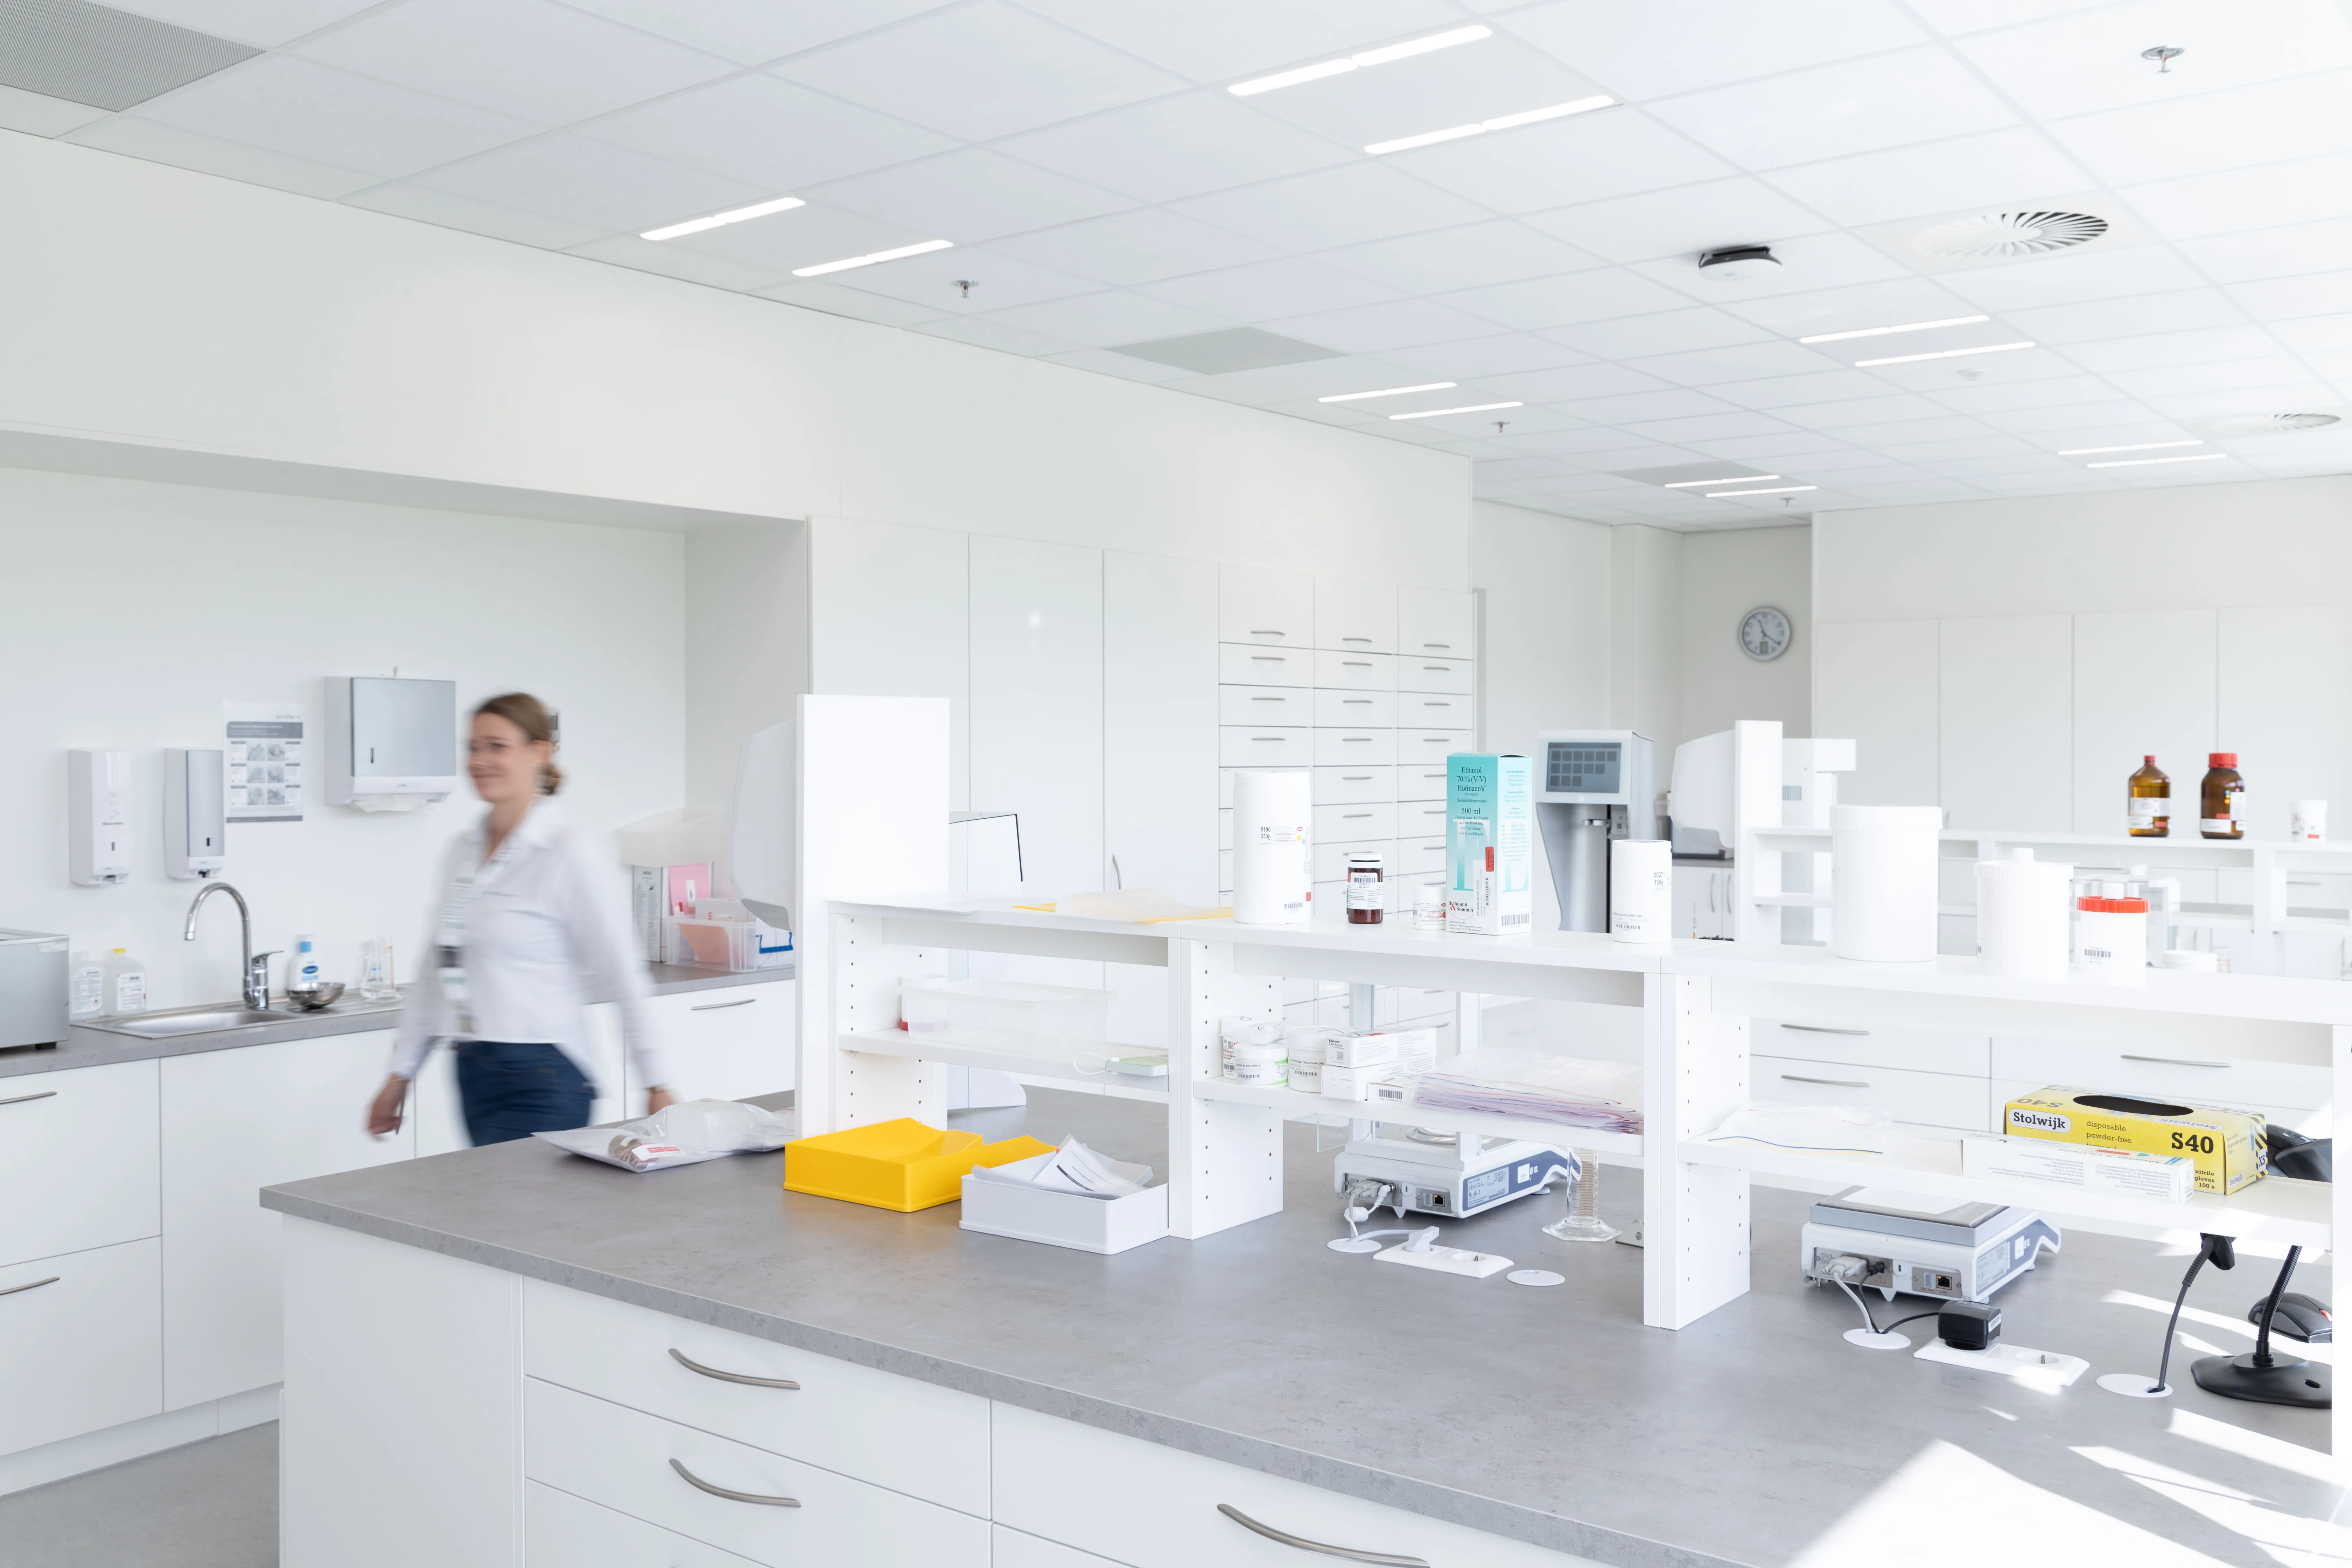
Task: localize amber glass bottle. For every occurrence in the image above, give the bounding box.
[2127,755,2169,838]
[2200,752,2245,840]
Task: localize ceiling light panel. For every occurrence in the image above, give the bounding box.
[1389,400,1521,420]
[1228,23,1490,94]
[1799,315,1989,344]
[654,200,942,273]
[2085,453,2233,469]
[2058,440,2204,456]
[1244,31,1604,146]
[1367,96,1615,155]
[643,196,804,242]
[1705,483,1817,497]
[1319,381,1456,402]
[793,238,954,277]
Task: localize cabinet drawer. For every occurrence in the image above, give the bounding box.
[994,1524,1130,1568]
[1313,651,1394,690]
[1397,837,1449,875]
[1398,586,1474,660]
[1220,566,1313,648]
[0,1060,159,1268]
[1313,688,1394,726]
[525,1379,988,1567]
[1398,655,1474,694]
[646,984,794,1104]
[1316,802,1396,842]
[1399,693,1471,728]
[1314,729,1394,766]
[1398,729,1472,763]
[1313,766,1392,805]
[1987,1039,2329,1114]
[1398,763,1451,802]
[1394,986,1456,1022]
[0,1237,162,1458]
[1314,578,1397,654]
[1396,799,1449,841]
[525,1281,989,1517]
[1218,644,1310,687]
[1315,840,1394,882]
[1750,1020,1989,1077]
[528,1480,763,1567]
[1220,727,1311,767]
[993,1402,1588,1568]
[1220,686,1314,725]
[1756,1055,1989,1132]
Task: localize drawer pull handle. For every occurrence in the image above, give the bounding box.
[1251,736,1289,742]
[0,1090,59,1107]
[1217,1504,1429,1566]
[2121,1055,2229,1069]
[1344,813,1372,819]
[1343,698,1372,704]
[1342,775,1372,781]
[0,1275,60,1299]
[1342,636,1373,643]
[1781,1074,1869,1088]
[1780,1024,1868,1037]
[669,1347,800,1389]
[689,997,758,1012]
[1250,655,1286,662]
[670,1457,800,1507]
[1423,642,1450,649]
[1250,630,1287,637]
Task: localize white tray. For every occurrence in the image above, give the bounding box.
[959,1171,1169,1255]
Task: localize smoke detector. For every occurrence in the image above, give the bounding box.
[2195,412,2342,436]
[1915,210,2108,260]
[1697,245,1782,282]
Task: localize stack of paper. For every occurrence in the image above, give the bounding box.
[966,1135,1154,1199]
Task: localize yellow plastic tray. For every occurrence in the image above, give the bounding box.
[783,1119,1054,1212]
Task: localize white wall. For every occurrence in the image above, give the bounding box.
[3,466,683,1011]
[1609,526,1683,754]
[1680,526,1810,749]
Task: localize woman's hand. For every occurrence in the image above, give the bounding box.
[646,1085,677,1115]
[366,1074,409,1138]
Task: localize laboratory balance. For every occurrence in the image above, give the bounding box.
[1335,1124,1574,1220]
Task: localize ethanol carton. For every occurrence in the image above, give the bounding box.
[2000,1086,2266,1195]
[1446,753,1532,935]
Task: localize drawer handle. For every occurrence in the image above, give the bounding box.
[1342,774,1372,781]
[0,1275,60,1299]
[1343,698,1372,704]
[1217,1504,1429,1566]
[1252,696,1287,702]
[1422,642,1451,649]
[1250,655,1286,662]
[2121,1054,2230,1069]
[1781,1074,1869,1088]
[670,1457,800,1507]
[689,997,758,1012]
[669,1347,800,1388]
[1250,630,1287,637]
[1342,636,1373,643]
[1343,813,1372,819]
[1423,701,1450,707]
[1780,1024,1868,1037]
[1251,736,1289,742]
[0,1090,58,1107]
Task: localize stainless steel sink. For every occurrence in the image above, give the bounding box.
[82,993,403,1039]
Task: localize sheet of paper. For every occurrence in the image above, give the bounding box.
[225,702,304,823]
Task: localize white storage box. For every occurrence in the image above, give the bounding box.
[900,978,1112,1039]
[959,1158,1169,1254]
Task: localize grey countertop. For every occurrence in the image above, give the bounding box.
[261,1087,2338,1568]
[0,962,791,1081]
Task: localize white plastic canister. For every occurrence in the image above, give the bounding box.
[1609,838,1672,944]
[1231,769,1314,926]
[1830,805,1941,962]
[1974,848,2072,981]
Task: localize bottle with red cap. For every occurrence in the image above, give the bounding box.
[2200,752,2245,840]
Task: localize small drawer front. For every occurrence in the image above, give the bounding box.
[1218,644,1311,687]
[1314,840,1394,883]
[1397,586,1474,660]
[0,1237,162,1458]
[525,1281,990,1516]
[1219,727,1311,768]
[525,1380,989,1568]
[528,1480,765,1567]
[1220,565,1314,648]
[1396,799,1449,841]
[1398,656,1474,695]
[0,1060,159,1269]
[1315,802,1396,842]
[1314,729,1395,766]
[2280,871,2352,915]
[1312,689,1395,726]
[1219,687,1313,725]
[647,985,794,1104]
[1397,838,1449,875]
[1393,986,1456,1023]
[1756,1055,1989,1131]
[1397,764,1451,802]
[1750,1020,1990,1077]
[1987,1038,2330,1115]
[1400,694,1470,728]
[1397,728,1473,762]
[1313,651,1394,690]
[1314,578,1397,654]
[1313,766,1393,805]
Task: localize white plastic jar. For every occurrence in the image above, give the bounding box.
[1413,882,1445,931]
[1222,1023,1288,1086]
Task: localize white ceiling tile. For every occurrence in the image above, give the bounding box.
[296,0,735,126]
[1710,277,1984,336]
[67,112,376,196]
[978,290,1231,348]
[996,93,1351,205]
[565,233,784,290]
[1765,129,2093,228]
[413,133,770,231]
[806,148,1134,244]
[1779,398,1977,433]
[2228,272,2352,324]
[1523,177,1834,264]
[2179,219,2352,283]
[2101,356,2318,395]
[1620,341,1849,386]
[1968,403,2174,436]
[1955,0,2352,121]
[1378,334,1590,378]
[1861,346,2086,391]
[1248,35,1604,152]
[556,0,956,66]
[915,315,1081,359]
[1037,346,1199,384]
[130,57,537,178]
[1441,268,1694,331]
[1261,298,1513,354]
[1501,0,1927,99]
[757,276,947,328]
[1930,374,2137,411]
[1620,411,1802,443]
[1015,0,1462,83]
[1143,258,1399,321]
[1625,231,1912,304]
[1481,364,1674,403]
[1320,221,1603,295]
[1550,386,1733,423]
[817,243,1099,311]
[2125,152,2352,240]
[1709,369,1906,409]
[1647,48,2019,170]
[1385,110,1730,215]
[2065,327,2287,373]
[987,209,1280,286]
[1171,161,1488,251]
[576,75,955,191]
[1542,307,1776,359]
[2001,287,2247,346]
[772,2,1182,141]
[1933,243,2207,310]
[1692,434,1856,463]
[1213,354,1452,398]
[2050,72,2352,188]
[105,0,379,47]
[0,83,111,137]
[2270,314,2352,352]
[343,181,608,247]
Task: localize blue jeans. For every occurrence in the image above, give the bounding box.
[455,1041,593,1146]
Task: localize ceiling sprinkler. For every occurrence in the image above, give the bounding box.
[2142,46,2183,72]
[953,279,976,298]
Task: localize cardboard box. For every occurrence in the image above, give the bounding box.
[2000,1086,2266,1195]
[1447,753,1532,934]
[1961,1133,2194,1202]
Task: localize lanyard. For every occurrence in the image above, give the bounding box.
[436,824,526,1038]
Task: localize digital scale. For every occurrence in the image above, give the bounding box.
[1801,1188,2061,1303]
[1333,1125,1574,1219]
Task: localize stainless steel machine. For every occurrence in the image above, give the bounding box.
[1535,731,1655,932]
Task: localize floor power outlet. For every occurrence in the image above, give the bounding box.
[1374,1242,1515,1279]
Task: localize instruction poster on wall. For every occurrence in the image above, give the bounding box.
[225,702,304,823]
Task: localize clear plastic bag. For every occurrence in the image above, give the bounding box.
[534,1098,798,1172]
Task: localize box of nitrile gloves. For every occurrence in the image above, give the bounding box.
[1447,753,1531,934]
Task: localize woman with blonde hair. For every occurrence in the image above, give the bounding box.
[366,692,672,1144]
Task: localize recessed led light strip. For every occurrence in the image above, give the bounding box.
[1706,484,1818,498]
[2058,439,2203,456]
[642,196,805,243]
[1798,315,1989,344]
[792,239,953,278]
[1662,474,1777,488]
[1389,401,1522,421]
[1367,95,1615,155]
[1319,382,1457,404]
[1854,341,2035,368]
[1229,25,1491,96]
[2086,453,2230,469]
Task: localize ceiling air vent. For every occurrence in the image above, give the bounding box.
[0,0,257,110]
[2199,412,2343,436]
[1914,210,2108,261]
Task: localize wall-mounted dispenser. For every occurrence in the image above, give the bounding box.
[164,748,226,878]
[68,749,132,884]
[325,676,458,811]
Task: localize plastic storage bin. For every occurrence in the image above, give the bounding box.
[960,1157,1170,1254]
[899,978,1112,1040]
[665,915,791,971]
[782,1119,1052,1212]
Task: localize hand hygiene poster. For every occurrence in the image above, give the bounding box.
[225,702,304,823]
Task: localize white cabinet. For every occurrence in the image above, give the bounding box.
[811,518,972,811]
[1940,613,2071,832]
[1400,692,1471,728]
[1399,655,1474,694]
[161,1027,413,1408]
[1314,650,1394,690]
[1220,728,1311,768]
[1314,766,1392,804]
[1220,686,1313,725]
[1219,565,1313,647]
[1312,688,1394,726]
[1315,802,1396,841]
[993,1525,1129,1568]
[1314,578,1396,654]
[1398,588,1474,659]
[0,1238,161,1458]
[652,982,795,1104]
[529,1481,764,1567]
[0,1060,158,1267]
[1217,645,1309,687]
[973,536,1104,908]
[1314,729,1395,766]
[1752,1054,1988,1132]
[1397,762,1449,802]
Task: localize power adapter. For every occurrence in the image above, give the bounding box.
[1939,1300,2001,1351]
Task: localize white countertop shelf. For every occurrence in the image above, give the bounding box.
[1192,1077,1645,1167]
[838,1029,1168,1101]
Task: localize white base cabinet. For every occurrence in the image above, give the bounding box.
[0,1239,162,1458]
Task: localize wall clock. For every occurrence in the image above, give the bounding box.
[1739,606,1792,662]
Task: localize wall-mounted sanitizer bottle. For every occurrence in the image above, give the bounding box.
[68,749,132,884]
[164,748,227,878]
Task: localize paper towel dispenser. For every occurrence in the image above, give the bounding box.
[325,677,457,810]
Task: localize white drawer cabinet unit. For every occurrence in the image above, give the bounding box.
[1398,586,1474,661]
[1220,565,1314,648]
[0,1239,163,1459]
[648,983,796,1104]
[0,1060,158,1269]
[1314,577,1397,654]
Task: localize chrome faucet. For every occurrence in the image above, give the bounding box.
[184,882,278,1011]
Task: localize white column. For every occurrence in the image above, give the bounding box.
[1642,972,1752,1329]
[1166,937,1282,1239]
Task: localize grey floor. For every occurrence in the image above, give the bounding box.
[0,1423,277,1568]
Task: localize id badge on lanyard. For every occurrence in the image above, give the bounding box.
[437,832,519,1038]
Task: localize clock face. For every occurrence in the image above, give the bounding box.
[1740,606,1792,661]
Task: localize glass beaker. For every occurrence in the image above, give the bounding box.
[1544,1149,1620,1243]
